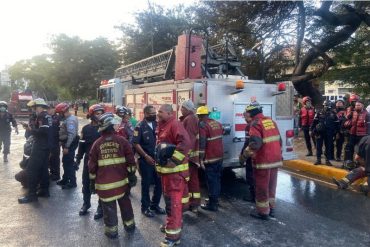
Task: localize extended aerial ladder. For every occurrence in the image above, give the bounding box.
[114,38,245,84]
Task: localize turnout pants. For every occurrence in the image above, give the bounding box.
[0,131,11,155]
[62,139,78,185]
[49,146,60,178]
[27,146,50,195]
[344,135,363,161]
[138,157,162,211]
[162,173,186,241]
[253,167,278,215]
[188,162,201,208]
[245,158,255,198]
[101,193,134,235]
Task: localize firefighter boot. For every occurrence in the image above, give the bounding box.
[332,178,349,189]
[56,179,67,186]
[306,150,313,157]
[325,159,333,166]
[18,194,38,204]
[124,222,136,232]
[314,158,322,165]
[201,197,218,212]
[243,187,256,202]
[269,208,275,218]
[104,231,118,239]
[250,209,269,221]
[79,203,91,216]
[36,189,50,198]
[94,204,103,220]
[150,205,166,214]
[3,154,8,163]
[160,239,181,247]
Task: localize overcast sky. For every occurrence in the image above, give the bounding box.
[0,0,190,69]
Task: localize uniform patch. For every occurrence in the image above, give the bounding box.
[262,119,275,130]
[133,130,138,136]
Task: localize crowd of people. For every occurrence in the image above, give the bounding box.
[0,96,284,246]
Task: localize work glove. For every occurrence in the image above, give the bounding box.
[243,147,254,159]
[128,172,137,188]
[239,154,246,166]
[90,179,96,194]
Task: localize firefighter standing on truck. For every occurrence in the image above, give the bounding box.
[0,101,18,163]
[55,103,79,189]
[299,96,315,156]
[133,105,166,218]
[244,100,282,220]
[18,98,52,204]
[156,104,190,247]
[88,112,137,239]
[197,106,224,212]
[179,99,201,213]
[76,104,105,219]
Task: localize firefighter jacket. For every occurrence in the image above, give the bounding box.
[76,123,100,163]
[199,117,224,164]
[0,112,17,133]
[299,107,315,127]
[156,115,191,176]
[88,131,136,202]
[180,112,199,164]
[311,109,339,135]
[249,113,283,169]
[117,120,134,144]
[350,110,370,136]
[30,111,52,149]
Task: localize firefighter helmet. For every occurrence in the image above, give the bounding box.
[27,100,35,107]
[349,94,360,104]
[33,98,48,107]
[88,104,105,116]
[155,143,177,166]
[97,112,115,132]
[116,105,131,116]
[245,101,262,112]
[55,102,70,113]
[302,96,312,104]
[0,101,7,112]
[196,106,209,115]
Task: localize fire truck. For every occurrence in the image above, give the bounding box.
[8,91,33,117]
[98,33,297,167]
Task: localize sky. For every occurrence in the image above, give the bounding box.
[0,0,190,70]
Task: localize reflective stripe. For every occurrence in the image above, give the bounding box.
[262,135,280,143]
[40,125,50,128]
[190,192,201,199]
[127,165,136,173]
[204,157,223,164]
[189,150,199,157]
[156,163,189,174]
[98,157,126,167]
[256,200,269,208]
[104,225,118,233]
[172,150,185,161]
[255,161,283,169]
[124,219,135,227]
[165,228,182,235]
[100,192,125,202]
[89,173,96,179]
[181,195,189,204]
[95,178,129,190]
[342,178,350,184]
[207,135,222,141]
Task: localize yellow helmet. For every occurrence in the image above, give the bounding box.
[33,98,48,107]
[196,106,209,115]
[27,100,35,107]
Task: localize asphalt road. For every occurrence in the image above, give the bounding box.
[0,120,369,247]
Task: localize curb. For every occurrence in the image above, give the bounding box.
[283,160,367,186]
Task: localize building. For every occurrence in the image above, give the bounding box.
[324,81,354,102]
[0,66,11,86]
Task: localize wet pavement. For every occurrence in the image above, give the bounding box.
[1,120,370,247]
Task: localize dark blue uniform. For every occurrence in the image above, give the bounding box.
[25,112,37,139]
[48,114,61,180]
[0,112,17,156]
[133,120,162,212]
[27,111,52,196]
[76,124,100,207]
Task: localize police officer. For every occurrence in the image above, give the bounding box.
[133,105,166,217]
[335,100,346,161]
[76,104,105,218]
[55,102,79,189]
[48,104,61,181]
[311,101,339,166]
[18,98,52,203]
[0,101,18,162]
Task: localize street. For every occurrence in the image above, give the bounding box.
[1,120,370,247]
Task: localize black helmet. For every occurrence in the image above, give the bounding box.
[97,112,115,132]
[155,143,176,166]
[323,100,331,107]
[116,106,131,116]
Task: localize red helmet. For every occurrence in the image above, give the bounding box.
[55,102,70,113]
[88,104,105,116]
[349,94,360,104]
[302,96,312,104]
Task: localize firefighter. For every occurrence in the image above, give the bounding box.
[88,112,137,239]
[343,99,370,169]
[335,100,346,161]
[196,106,224,212]
[0,101,18,162]
[18,98,52,204]
[299,96,315,156]
[55,102,79,189]
[48,104,61,181]
[333,135,370,195]
[76,104,105,219]
[311,101,339,166]
[156,104,190,247]
[239,108,255,202]
[244,101,282,220]
[24,101,37,139]
[116,105,134,143]
[133,105,166,217]
[179,99,201,213]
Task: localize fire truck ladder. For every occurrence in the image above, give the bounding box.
[115,48,175,84]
